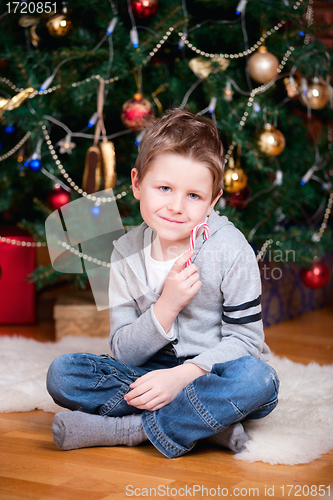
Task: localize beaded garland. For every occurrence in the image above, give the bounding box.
[40,123,128,204]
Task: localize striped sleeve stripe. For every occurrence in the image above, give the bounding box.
[223,295,261,313]
[222,312,262,325]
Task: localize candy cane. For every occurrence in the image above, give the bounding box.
[185,222,209,267]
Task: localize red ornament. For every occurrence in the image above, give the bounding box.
[121,93,154,131]
[47,186,71,210]
[227,186,250,210]
[300,260,330,289]
[131,0,158,19]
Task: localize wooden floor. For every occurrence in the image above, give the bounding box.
[0,306,332,500]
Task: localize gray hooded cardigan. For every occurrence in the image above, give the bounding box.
[108,209,270,372]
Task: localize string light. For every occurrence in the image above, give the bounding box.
[236,0,248,15]
[130,27,139,48]
[107,17,118,36]
[88,111,99,128]
[135,129,146,146]
[208,97,217,113]
[224,80,234,102]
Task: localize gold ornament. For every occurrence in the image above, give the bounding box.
[247,46,279,84]
[46,12,72,38]
[18,15,41,47]
[299,78,328,110]
[0,98,9,112]
[82,146,102,194]
[223,155,248,194]
[256,123,286,157]
[1,87,35,112]
[100,141,116,189]
[188,56,229,79]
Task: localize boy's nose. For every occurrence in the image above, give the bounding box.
[167,196,185,213]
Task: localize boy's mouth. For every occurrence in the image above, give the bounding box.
[160,216,185,224]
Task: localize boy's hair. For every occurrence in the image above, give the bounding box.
[135,108,224,202]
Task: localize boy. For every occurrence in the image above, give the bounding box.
[47,108,279,459]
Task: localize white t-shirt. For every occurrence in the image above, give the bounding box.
[143,227,187,338]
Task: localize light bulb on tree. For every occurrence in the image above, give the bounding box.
[59,134,76,155]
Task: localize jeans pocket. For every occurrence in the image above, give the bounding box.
[97,354,119,377]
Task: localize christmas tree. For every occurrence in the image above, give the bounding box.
[0,0,332,293]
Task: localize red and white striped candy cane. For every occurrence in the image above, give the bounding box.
[185,222,209,267]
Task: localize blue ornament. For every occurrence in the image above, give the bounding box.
[4,125,15,134]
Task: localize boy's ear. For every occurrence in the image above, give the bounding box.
[209,189,223,213]
[131,168,141,200]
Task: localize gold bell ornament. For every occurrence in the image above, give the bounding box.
[223,147,248,194]
[256,123,286,157]
[247,45,279,84]
[82,78,117,194]
[299,77,328,110]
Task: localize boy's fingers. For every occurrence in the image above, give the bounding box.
[125,384,149,401]
[172,250,194,271]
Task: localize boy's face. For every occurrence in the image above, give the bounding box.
[131,154,222,254]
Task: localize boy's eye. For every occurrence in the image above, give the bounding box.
[158,187,200,199]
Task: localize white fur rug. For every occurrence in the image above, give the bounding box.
[0,335,332,465]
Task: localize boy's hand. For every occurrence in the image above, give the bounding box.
[160,249,202,314]
[124,363,208,411]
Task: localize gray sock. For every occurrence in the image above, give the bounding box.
[205,422,249,453]
[52,411,148,451]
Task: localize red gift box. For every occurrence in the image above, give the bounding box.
[0,229,36,324]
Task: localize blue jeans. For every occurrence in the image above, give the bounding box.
[46,350,279,458]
